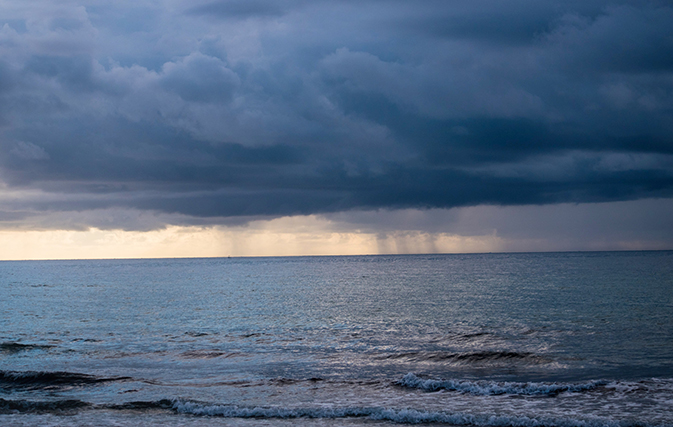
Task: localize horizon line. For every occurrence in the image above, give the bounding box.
[1,248,671,263]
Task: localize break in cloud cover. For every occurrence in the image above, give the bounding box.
[0,0,672,250]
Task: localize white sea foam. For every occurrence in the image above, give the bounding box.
[398,373,608,396]
[170,401,637,427]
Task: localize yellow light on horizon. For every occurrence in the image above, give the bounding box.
[0,215,505,261]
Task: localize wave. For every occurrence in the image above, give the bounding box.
[179,350,242,359]
[0,398,663,426]
[0,398,90,414]
[0,370,132,390]
[398,373,608,396]
[169,401,641,426]
[0,342,53,354]
[378,350,549,364]
[269,377,325,385]
[106,400,175,411]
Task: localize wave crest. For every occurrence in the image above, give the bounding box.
[0,370,132,390]
[379,351,550,364]
[398,373,608,396]
[0,398,90,414]
[170,401,631,426]
[0,342,53,354]
[0,397,656,426]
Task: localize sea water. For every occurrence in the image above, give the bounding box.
[1,252,672,426]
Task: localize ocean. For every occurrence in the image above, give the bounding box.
[1,251,672,426]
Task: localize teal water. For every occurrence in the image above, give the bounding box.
[1,252,672,426]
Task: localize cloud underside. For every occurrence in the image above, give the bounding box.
[2,200,672,260]
[0,0,672,232]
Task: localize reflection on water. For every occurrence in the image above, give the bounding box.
[1,251,672,425]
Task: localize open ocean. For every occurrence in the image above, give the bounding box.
[1,251,672,426]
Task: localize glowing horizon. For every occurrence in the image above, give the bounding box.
[2,200,671,261]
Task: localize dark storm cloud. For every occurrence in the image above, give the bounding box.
[0,0,672,230]
[159,54,240,103]
[186,1,298,20]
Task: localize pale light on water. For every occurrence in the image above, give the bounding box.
[1,252,672,426]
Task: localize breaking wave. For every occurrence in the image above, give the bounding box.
[0,397,664,427]
[168,400,643,426]
[398,373,608,396]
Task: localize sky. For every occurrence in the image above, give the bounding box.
[0,0,672,259]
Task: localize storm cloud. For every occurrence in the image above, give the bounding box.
[0,0,672,231]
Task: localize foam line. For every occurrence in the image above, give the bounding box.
[398,373,608,396]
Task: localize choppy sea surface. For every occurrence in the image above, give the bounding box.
[1,251,672,426]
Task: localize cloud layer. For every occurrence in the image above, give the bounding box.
[0,0,672,232]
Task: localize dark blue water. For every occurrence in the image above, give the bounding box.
[1,252,672,426]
